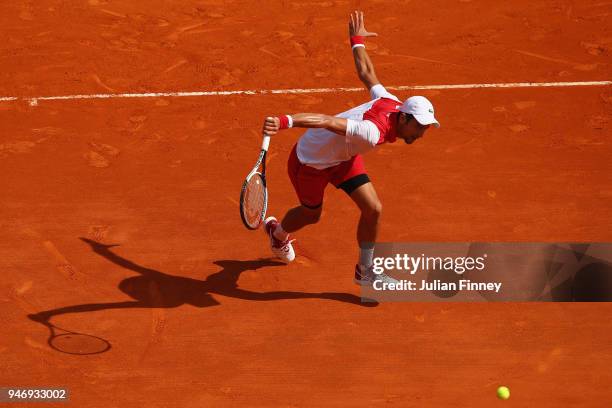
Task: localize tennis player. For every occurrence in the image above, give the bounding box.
[262,11,439,285]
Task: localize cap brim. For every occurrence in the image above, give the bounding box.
[414,113,440,128]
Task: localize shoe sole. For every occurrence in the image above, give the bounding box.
[353,277,399,286]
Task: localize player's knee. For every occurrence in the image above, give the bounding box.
[300,206,322,224]
[362,201,382,221]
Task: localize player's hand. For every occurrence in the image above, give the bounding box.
[349,10,378,38]
[263,116,280,136]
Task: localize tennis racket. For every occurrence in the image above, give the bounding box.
[239,134,271,229]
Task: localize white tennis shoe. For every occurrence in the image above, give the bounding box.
[264,216,295,263]
[354,264,399,286]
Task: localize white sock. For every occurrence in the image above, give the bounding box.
[273,223,289,241]
[358,245,375,270]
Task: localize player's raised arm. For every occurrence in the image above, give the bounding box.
[349,11,380,90]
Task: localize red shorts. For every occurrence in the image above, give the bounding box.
[287,144,370,208]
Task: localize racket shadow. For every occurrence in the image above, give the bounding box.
[28,237,377,353]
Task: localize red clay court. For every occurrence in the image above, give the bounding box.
[1,1,611,406]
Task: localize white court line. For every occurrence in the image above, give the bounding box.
[0,81,610,106]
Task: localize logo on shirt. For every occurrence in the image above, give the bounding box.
[428,108,434,113]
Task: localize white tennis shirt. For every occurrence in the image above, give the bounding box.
[296,84,401,169]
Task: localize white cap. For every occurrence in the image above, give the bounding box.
[399,96,440,128]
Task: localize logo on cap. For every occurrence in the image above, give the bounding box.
[428,108,434,113]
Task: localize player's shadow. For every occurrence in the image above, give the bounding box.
[28,237,376,325]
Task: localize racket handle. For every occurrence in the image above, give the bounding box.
[261,134,271,151]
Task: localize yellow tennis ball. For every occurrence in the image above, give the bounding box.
[497,386,510,400]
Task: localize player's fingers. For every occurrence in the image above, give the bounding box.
[366,32,378,37]
[264,117,278,127]
[263,118,275,131]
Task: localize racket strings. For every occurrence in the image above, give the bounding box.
[243,175,266,226]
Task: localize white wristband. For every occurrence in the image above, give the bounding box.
[287,115,293,128]
[351,44,365,50]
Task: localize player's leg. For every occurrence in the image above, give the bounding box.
[348,181,381,270]
[338,176,383,282]
[263,145,328,262]
[348,182,397,284]
[265,204,320,262]
[333,155,397,285]
[277,143,327,235]
[350,182,381,243]
[280,204,322,234]
[332,154,379,270]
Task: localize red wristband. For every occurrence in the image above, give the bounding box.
[278,115,290,130]
[350,35,365,47]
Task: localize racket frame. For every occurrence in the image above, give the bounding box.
[239,135,271,230]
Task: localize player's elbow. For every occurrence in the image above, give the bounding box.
[358,72,378,89]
